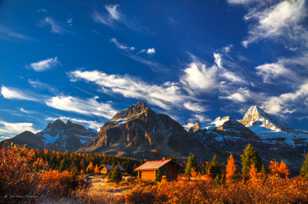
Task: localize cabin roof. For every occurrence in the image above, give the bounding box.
[134,159,173,171]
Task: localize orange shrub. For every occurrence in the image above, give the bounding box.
[37,170,74,197]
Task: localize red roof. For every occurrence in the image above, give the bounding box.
[134,159,172,171]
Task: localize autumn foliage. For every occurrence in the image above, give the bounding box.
[225,154,236,183]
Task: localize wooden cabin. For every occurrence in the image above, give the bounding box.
[134,159,179,181]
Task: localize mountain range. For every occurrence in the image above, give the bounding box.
[1,102,307,169]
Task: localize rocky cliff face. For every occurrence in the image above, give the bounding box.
[2,119,97,151]
[82,102,206,159]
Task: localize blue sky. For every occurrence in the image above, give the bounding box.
[0,0,308,139]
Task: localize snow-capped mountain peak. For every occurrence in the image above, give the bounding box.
[240,105,282,132]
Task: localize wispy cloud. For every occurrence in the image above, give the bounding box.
[70,70,186,110]
[45,95,117,119]
[0,121,39,140]
[0,25,32,41]
[256,61,296,83]
[29,57,59,72]
[0,86,39,102]
[242,0,306,47]
[227,0,257,5]
[110,37,135,51]
[110,37,162,71]
[92,4,121,27]
[28,79,58,94]
[41,17,65,34]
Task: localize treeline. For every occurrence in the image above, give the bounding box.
[183,144,308,183]
[34,148,140,175]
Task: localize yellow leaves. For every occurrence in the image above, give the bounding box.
[226,154,236,183]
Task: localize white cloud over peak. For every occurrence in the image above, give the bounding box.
[29,57,59,72]
[45,95,117,119]
[221,88,251,103]
[243,0,306,46]
[0,86,38,102]
[71,70,186,110]
[0,121,39,140]
[183,101,206,113]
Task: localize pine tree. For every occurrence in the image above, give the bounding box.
[207,155,222,179]
[109,165,122,182]
[226,154,236,183]
[300,153,308,179]
[240,144,262,179]
[185,153,197,177]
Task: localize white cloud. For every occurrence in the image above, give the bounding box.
[0,86,38,101]
[30,57,59,72]
[70,70,186,110]
[181,61,218,93]
[0,121,39,140]
[214,52,223,68]
[243,0,306,46]
[105,4,121,21]
[42,17,64,34]
[222,88,251,103]
[256,62,295,83]
[263,81,308,114]
[181,53,245,94]
[45,96,117,119]
[183,102,205,113]
[146,48,156,55]
[93,4,121,27]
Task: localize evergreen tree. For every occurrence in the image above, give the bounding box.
[109,165,122,182]
[185,153,197,176]
[206,155,222,181]
[300,153,308,179]
[240,144,262,179]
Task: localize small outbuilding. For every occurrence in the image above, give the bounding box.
[134,159,179,181]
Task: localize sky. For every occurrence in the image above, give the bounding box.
[0,0,308,140]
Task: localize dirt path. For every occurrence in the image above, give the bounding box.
[86,175,132,197]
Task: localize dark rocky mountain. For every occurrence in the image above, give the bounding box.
[81,102,206,159]
[1,119,97,151]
